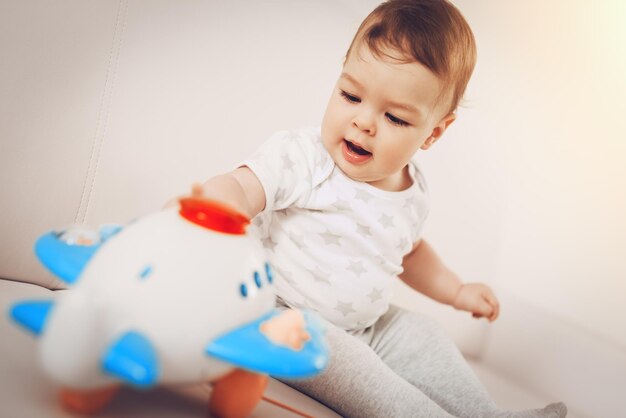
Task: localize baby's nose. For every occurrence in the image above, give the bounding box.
[260,309,311,351]
[352,111,376,135]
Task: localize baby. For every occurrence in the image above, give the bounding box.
[183,0,567,416]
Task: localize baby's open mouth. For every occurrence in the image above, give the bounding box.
[344,139,371,156]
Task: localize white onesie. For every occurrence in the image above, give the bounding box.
[241,127,430,330]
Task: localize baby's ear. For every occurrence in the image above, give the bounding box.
[420,112,456,150]
[420,136,438,150]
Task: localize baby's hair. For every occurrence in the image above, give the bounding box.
[345,0,477,116]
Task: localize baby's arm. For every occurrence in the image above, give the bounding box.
[399,239,500,321]
[165,167,266,220]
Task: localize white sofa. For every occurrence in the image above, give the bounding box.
[2,1,612,417]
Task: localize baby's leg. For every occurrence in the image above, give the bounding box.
[363,305,566,418]
[278,315,455,418]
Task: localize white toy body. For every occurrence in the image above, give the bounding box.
[42,208,273,388]
[10,199,326,399]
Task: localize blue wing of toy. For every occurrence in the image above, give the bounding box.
[205,309,328,379]
[9,300,55,336]
[34,225,123,285]
[102,331,159,389]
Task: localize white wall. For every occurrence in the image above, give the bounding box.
[456,0,626,350]
[395,2,626,415]
[398,0,626,345]
[453,2,626,415]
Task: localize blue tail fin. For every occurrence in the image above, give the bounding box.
[33,225,123,285]
[34,232,100,285]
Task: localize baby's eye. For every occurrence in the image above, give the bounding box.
[386,112,409,127]
[340,90,361,104]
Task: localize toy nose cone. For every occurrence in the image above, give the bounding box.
[205,309,328,378]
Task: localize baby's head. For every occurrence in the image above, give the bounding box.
[321,0,476,191]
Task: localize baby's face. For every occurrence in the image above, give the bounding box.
[321,44,450,191]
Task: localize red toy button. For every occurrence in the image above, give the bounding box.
[178,198,250,235]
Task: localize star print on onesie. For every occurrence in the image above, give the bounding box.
[240,127,430,331]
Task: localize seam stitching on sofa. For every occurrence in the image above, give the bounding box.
[73,0,128,225]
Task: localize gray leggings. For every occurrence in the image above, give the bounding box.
[278,305,566,418]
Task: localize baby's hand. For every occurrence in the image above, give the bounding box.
[171,183,206,204]
[162,183,205,209]
[163,183,247,215]
[452,283,500,322]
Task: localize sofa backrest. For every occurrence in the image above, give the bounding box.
[0,0,377,288]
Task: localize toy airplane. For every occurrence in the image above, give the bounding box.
[9,197,327,417]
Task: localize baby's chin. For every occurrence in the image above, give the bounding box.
[339,161,412,191]
[333,157,376,183]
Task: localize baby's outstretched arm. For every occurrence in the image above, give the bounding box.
[399,239,500,322]
[164,167,266,220]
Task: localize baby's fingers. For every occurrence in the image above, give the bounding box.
[483,294,500,321]
[472,298,494,320]
[191,183,204,197]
